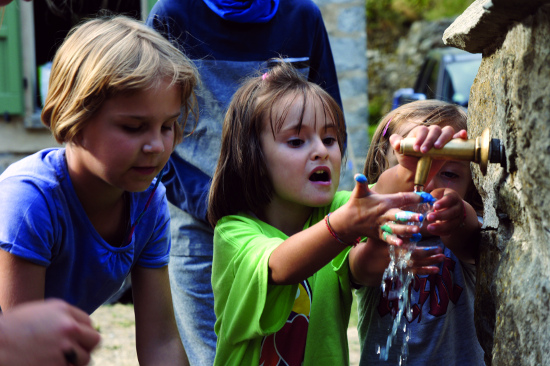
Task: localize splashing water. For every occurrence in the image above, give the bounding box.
[377,196,433,364]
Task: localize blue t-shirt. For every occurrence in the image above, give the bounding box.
[0,148,171,314]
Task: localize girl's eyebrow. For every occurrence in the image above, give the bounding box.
[116,111,181,121]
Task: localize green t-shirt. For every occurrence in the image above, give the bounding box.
[212,191,353,366]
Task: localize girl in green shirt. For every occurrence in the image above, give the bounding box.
[207,61,450,365]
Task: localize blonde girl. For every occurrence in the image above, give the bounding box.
[353,100,485,365]
[0,15,198,365]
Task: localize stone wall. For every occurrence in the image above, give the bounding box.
[367,18,455,119]
[315,0,368,190]
[443,0,550,364]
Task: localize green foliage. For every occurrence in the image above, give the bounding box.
[366,0,473,27]
[368,95,385,126]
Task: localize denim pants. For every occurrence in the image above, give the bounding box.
[169,254,217,366]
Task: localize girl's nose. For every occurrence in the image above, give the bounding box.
[311,138,329,160]
[143,134,165,154]
[424,179,436,193]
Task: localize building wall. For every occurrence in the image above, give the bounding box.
[314,0,368,189]
[444,0,550,364]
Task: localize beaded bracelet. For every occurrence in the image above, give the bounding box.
[324,212,361,247]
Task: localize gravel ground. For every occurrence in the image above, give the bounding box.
[90,304,361,365]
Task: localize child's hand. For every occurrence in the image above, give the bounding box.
[389,125,467,174]
[409,245,445,275]
[424,188,466,236]
[330,174,431,246]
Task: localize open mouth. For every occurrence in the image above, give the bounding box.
[309,169,331,182]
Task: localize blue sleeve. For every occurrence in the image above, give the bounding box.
[136,188,173,268]
[308,8,342,110]
[161,153,211,223]
[0,177,56,266]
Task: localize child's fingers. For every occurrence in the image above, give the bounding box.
[379,191,429,215]
[389,133,404,151]
[378,228,406,246]
[353,174,370,198]
[426,205,462,223]
[380,221,420,236]
[411,246,444,262]
[432,125,456,149]
[409,247,445,274]
[453,129,468,139]
[418,125,442,153]
[383,209,425,225]
[410,264,442,276]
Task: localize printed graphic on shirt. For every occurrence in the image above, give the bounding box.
[377,257,463,323]
[259,279,312,366]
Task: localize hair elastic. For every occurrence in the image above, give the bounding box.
[324,213,361,247]
[262,72,269,81]
[382,116,393,137]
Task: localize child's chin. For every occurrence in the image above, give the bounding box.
[125,181,155,193]
[308,196,335,208]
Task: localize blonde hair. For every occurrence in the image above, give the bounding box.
[42,15,198,145]
[207,60,346,227]
[364,100,467,183]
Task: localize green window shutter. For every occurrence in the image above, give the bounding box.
[0,3,24,116]
[146,0,157,15]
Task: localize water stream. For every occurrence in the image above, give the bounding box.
[377,186,432,364]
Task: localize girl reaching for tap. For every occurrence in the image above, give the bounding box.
[352,100,485,365]
[207,62,449,365]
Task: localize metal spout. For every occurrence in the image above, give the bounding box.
[399,128,505,188]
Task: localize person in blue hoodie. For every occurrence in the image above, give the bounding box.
[147,1,342,364]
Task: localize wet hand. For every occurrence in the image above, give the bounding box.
[329,174,431,246]
[408,245,445,275]
[425,188,465,236]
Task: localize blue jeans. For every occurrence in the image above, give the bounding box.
[169,254,217,366]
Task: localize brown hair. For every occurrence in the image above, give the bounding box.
[364,100,467,183]
[207,60,346,227]
[364,99,482,212]
[41,15,198,146]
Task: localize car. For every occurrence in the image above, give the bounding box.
[392,47,482,110]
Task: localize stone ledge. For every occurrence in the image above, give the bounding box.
[443,0,550,53]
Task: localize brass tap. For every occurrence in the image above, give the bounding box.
[399,128,505,190]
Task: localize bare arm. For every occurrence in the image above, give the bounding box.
[0,249,46,309]
[132,265,189,366]
[268,177,424,285]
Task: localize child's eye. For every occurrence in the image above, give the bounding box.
[441,171,459,179]
[323,137,337,146]
[162,122,175,132]
[287,139,304,147]
[122,125,142,132]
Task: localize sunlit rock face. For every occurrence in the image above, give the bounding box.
[444,1,550,365]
